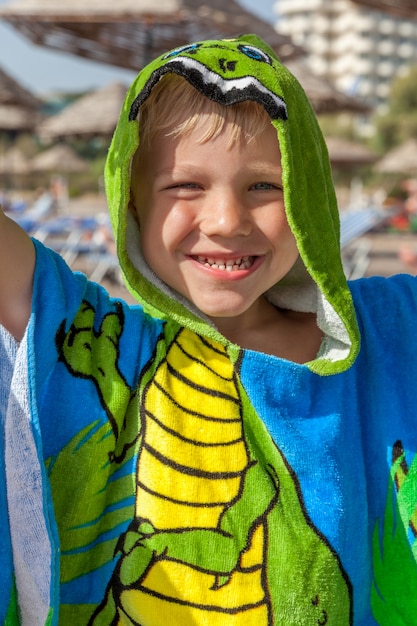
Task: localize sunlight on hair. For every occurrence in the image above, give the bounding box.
[137,73,271,150]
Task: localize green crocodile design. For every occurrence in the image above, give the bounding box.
[53,300,352,625]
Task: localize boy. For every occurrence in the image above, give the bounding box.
[0,33,416,626]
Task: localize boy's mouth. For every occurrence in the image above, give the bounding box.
[193,255,255,271]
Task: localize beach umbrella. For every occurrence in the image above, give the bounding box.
[0,65,43,132]
[325,137,377,169]
[350,0,417,19]
[286,59,370,115]
[36,81,126,141]
[32,62,370,142]
[30,143,89,173]
[0,0,372,117]
[375,139,417,175]
[0,65,41,109]
[0,1,371,115]
[0,145,31,174]
[0,0,303,71]
[0,67,41,185]
[0,104,39,132]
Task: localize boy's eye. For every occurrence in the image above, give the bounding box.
[175,182,199,188]
[251,182,282,191]
[167,182,201,190]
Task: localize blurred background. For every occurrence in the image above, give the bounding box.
[2,0,417,295]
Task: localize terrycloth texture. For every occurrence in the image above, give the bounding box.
[3,241,417,625]
[2,33,417,626]
[105,33,359,375]
[4,328,52,626]
[0,329,19,625]
[0,326,53,626]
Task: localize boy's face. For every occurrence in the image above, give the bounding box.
[131,112,299,328]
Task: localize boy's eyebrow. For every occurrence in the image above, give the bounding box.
[242,163,283,175]
[153,164,203,179]
[154,162,283,178]
[154,164,282,182]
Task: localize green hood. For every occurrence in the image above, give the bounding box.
[105,33,360,375]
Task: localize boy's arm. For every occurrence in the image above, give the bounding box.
[0,210,35,340]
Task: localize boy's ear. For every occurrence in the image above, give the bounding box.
[128,195,140,227]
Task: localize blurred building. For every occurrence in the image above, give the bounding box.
[274,0,417,110]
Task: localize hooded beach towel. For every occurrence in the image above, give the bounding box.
[2,34,417,626]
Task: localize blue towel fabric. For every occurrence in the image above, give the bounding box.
[1,241,417,625]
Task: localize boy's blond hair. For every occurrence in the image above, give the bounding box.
[136,73,271,149]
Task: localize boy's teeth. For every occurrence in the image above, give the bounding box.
[196,256,253,270]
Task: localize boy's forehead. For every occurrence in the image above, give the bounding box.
[129,36,288,123]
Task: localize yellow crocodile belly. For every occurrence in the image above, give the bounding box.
[137,330,248,529]
[127,329,268,623]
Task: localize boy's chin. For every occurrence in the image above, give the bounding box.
[194,297,254,320]
[197,295,269,327]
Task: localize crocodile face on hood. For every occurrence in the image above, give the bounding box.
[105,34,360,375]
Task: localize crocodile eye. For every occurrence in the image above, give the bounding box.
[238,44,271,64]
[163,43,201,59]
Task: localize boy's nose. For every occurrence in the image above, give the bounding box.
[200,195,252,238]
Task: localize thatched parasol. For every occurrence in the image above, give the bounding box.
[375,139,417,174]
[286,59,370,115]
[0,0,303,71]
[0,145,31,174]
[0,0,372,116]
[325,137,377,169]
[0,65,41,109]
[0,1,372,115]
[0,103,41,131]
[30,143,89,172]
[36,81,126,140]
[350,0,417,19]
[35,69,370,138]
[0,65,43,131]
